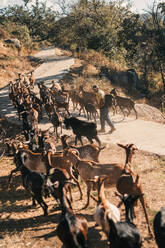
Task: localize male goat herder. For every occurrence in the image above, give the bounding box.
[116,144,152,234]
[63,117,101,146]
[64,148,123,208]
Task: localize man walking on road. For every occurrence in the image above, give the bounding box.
[92,85,116,134]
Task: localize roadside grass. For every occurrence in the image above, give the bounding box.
[0,43,39,89]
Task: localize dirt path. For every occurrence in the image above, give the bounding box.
[0,47,164,155]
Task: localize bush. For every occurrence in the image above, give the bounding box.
[3,22,33,50]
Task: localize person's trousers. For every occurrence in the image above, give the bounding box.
[100,107,114,130]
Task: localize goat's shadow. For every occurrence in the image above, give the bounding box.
[87,225,109,248]
[0,212,60,234]
[33,229,57,240]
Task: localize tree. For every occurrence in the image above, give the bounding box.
[0,0,58,41]
[53,0,131,60]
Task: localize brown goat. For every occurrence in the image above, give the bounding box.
[64,148,123,208]
[13,148,83,200]
[69,90,80,111]
[110,88,138,119]
[61,134,105,162]
[79,85,96,105]
[116,143,152,234]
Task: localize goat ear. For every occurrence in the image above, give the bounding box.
[65,135,70,139]
[133,145,138,151]
[100,175,109,182]
[87,176,99,183]
[117,143,126,149]
[72,149,79,156]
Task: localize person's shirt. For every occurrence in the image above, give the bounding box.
[95,89,105,108]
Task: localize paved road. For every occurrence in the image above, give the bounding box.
[0,47,165,156]
[98,116,165,156]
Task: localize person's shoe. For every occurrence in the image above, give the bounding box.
[109,127,116,134]
[98,129,105,133]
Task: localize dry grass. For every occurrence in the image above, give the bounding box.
[0,43,39,89]
[77,50,126,71]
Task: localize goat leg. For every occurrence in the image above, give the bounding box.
[8,168,19,188]
[66,108,70,116]
[139,195,152,235]
[69,168,83,200]
[117,200,123,208]
[83,183,92,209]
[75,136,78,146]
[67,184,73,202]
[133,107,138,119]
[94,136,101,147]
[34,194,48,216]
[32,197,36,207]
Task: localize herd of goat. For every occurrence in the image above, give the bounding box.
[2,72,164,248]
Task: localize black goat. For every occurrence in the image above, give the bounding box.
[56,181,88,248]
[64,117,101,146]
[153,206,165,248]
[108,194,142,248]
[15,99,26,121]
[14,149,48,216]
[11,147,70,215]
[47,168,73,205]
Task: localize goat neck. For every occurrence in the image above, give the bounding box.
[125,146,134,164]
[118,143,137,165]
[98,178,107,208]
[19,164,29,177]
[61,135,69,150]
[66,150,80,168]
[122,163,135,178]
[59,183,73,216]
